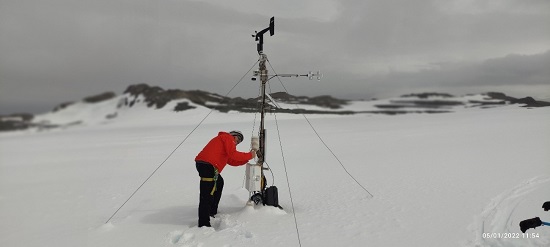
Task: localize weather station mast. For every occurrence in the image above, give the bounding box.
[245,17,322,207]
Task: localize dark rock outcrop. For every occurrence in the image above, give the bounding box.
[486,92,550,107]
[0,120,30,131]
[511,97,550,107]
[401,92,454,99]
[53,101,75,112]
[259,92,348,109]
[174,102,196,112]
[124,84,231,109]
[0,113,34,131]
[309,95,348,109]
[375,93,463,112]
[485,92,517,101]
[83,92,116,103]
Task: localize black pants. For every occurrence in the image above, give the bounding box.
[196,162,224,227]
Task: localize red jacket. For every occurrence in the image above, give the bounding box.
[195,132,252,173]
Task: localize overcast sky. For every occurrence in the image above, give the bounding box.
[1,0,549,114]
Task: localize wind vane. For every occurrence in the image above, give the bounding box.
[252,17,274,55]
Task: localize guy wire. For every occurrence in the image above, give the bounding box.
[105,59,260,224]
[272,108,303,247]
[266,59,374,198]
[265,80,301,247]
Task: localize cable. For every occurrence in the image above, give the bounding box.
[266,59,374,198]
[263,161,275,186]
[105,59,260,224]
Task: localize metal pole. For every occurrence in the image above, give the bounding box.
[258,53,268,191]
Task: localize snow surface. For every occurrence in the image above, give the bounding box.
[1,101,549,247]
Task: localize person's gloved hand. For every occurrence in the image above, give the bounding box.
[543,201,550,211]
[520,217,542,233]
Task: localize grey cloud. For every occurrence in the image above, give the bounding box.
[358,51,550,98]
[334,0,550,60]
[1,0,549,114]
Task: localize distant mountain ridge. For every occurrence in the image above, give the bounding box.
[121,84,349,113]
[1,84,549,132]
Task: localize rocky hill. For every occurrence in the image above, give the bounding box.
[121,84,349,113]
[1,84,549,132]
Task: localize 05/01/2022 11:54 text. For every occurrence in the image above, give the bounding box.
[482,232,540,239]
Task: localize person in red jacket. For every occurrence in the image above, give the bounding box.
[195,130,256,227]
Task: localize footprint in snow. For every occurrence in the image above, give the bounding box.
[168,227,215,245]
[168,213,255,246]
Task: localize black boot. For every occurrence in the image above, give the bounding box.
[198,222,211,228]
